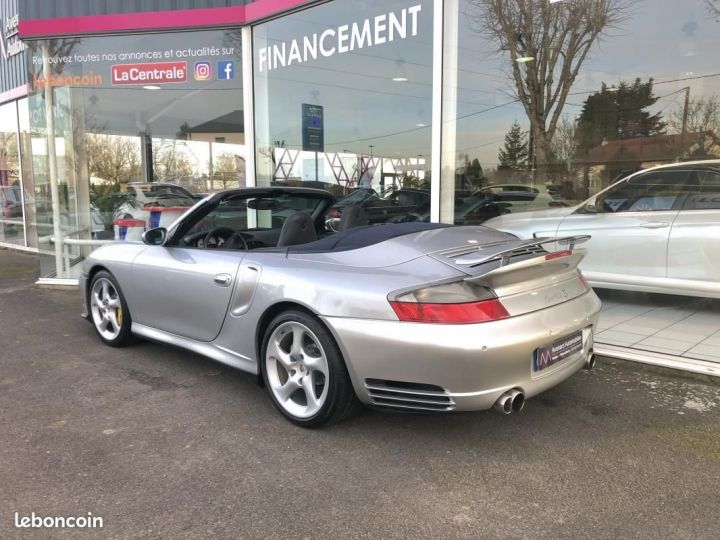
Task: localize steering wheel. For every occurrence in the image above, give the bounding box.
[223,232,249,251]
[203,226,236,249]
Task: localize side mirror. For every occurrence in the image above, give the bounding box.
[142,227,167,246]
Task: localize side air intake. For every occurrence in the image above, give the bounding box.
[364,379,455,412]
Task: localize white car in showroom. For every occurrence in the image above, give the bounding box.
[484,160,720,299]
[116,182,199,227]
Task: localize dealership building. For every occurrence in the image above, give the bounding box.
[1,0,720,376]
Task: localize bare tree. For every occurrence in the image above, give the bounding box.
[550,114,578,173]
[470,0,631,171]
[668,94,720,135]
[152,142,197,182]
[85,134,141,186]
[707,0,720,18]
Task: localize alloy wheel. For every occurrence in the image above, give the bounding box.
[90,277,123,341]
[265,321,330,419]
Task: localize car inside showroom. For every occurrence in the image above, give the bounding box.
[1,0,718,377]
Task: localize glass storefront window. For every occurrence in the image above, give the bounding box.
[26,29,245,278]
[253,0,433,221]
[0,100,24,247]
[441,0,720,225]
[17,97,37,249]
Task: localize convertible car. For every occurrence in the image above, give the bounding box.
[81,187,601,427]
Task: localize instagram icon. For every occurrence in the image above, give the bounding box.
[194,61,212,80]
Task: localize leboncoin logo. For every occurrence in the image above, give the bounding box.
[194,61,212,80]
[111,61,187,85]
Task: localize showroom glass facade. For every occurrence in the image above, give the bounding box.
[253,0,433,197]
[440,0,720,223]
[18,0,720,280]
[0,0,33,250]
[0,100,34,252]
[26,30,245,278]
[0,99,24,246]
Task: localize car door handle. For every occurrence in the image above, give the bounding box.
[640,222,669,229]
[213,273,232,287]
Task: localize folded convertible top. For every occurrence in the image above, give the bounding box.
[286,222,452,253]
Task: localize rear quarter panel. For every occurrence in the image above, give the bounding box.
[210,251,464,362]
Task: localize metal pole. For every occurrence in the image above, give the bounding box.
[241,25,257,188]
[14,100,28,248]
[42,42,64,278]
[681,86,690,158]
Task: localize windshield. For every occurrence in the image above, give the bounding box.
[338,189,379,206]
[178,190,331,249]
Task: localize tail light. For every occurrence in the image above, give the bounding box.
[545,249,573,261]
[389,281,509,324]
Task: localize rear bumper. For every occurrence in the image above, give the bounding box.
[322,290,601,412]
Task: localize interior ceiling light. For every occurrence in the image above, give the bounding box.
[392,77,409,82]
[416,123,427,127]
[515,56,535,63]
[143,85,162,90]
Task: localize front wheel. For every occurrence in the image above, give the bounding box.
[88,270,135,347]
[261,310,360,427]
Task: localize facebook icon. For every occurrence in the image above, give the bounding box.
[217,60,235,80]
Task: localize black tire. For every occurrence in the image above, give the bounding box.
[261,309,362,427]
[88,270,136,347]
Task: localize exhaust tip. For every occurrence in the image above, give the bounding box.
[511,392,525,413]
[493,394,512,415]
[584,350,596,371]
[494,390,524,415]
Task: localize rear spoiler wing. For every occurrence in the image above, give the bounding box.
[454,235,591,267]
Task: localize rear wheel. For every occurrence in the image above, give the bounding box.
[88,270,135,347]
[261,310,360,427]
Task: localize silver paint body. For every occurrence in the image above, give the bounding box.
[80,213,601,412]
[485,160,720,298]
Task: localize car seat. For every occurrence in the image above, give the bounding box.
[277,212,318,247]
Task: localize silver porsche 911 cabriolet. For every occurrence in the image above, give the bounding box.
[80,187,601,427]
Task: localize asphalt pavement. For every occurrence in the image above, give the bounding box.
[1,248,719,539]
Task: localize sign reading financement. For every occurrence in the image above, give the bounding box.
[302,104,324,152]
[257,4,422,73]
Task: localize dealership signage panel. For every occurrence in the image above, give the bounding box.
[1,11,25,59]
[111,61,187,85]
[302,103,324,152]
[257,3,422,72]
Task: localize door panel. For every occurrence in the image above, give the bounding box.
[556,169,691,279]
[668,169,720,282]
[556,211,676,278]
[130,247,244,341]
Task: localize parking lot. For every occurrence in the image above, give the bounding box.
[1,249,719,539]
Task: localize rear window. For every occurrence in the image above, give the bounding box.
[600,169,689,212]
[684,170,720,210]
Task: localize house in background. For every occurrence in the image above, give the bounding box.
[583,131,720,190]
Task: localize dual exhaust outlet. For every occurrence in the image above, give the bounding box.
[493,350,596,415]
[493,389,525,415]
